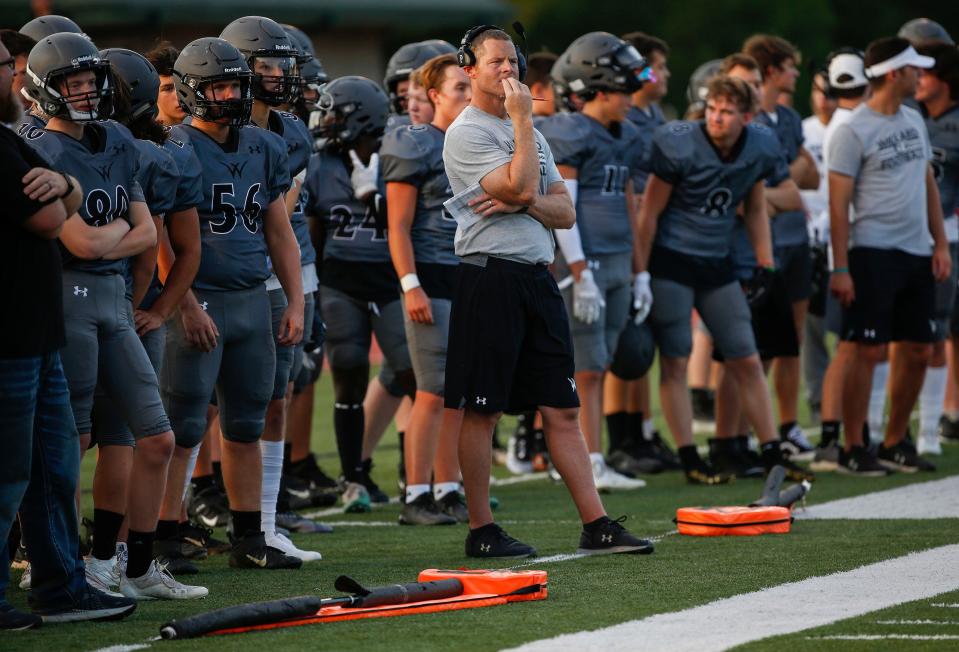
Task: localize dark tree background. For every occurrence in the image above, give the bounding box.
[506,0,958,117]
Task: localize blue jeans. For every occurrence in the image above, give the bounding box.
[0,352,86,610]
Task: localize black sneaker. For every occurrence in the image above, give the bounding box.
[189,484,230,529]
[399,493,457,526]
[838,446,891,477]
[359,459,390,504]
[180,521,231,555]
[684,459,734,485]
[229,533,302,570]
[811,439,841,472]
[645,431,682,471]
[153,537,207,572]
[777,456,816,483]
[35,585,136,623]
[281,474,315,511]
[0,604,42,631]
[290,453,339,489]
[608,448,664,476]
[465,524,536,559]
[878,439,936,473]
[939,415,959,443]
[577,516,655,556]
[437,491,469,523]
[708,438,763,479]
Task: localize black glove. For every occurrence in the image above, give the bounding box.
[742,266,775,308]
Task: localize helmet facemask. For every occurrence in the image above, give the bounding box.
[29,61,114,122]
[185,73,254,126]
[249,54,299,106]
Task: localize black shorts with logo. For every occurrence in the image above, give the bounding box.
[444,255,580,414]
[841,247,937,344]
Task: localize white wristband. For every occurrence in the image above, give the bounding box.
[400,273,421,292]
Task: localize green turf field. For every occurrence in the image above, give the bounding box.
[5,367,959,652]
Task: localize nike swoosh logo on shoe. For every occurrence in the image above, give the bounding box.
[287,488,311,499]
[245,554,268,568]
[197,514,219,528]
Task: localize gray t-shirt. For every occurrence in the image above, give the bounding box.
[828,103,933,256]
[443,105,563,265]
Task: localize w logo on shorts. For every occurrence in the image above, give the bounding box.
[568,377,577,392]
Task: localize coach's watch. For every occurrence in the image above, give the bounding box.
[59,172,74,199]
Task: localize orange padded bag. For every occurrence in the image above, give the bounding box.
[675,505,792,536]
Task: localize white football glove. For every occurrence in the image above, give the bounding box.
[348,149,379,200]
[633,271,653,324]
[573,268,605,325]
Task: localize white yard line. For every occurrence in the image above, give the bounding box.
[933,603,959,608]
[504,544,959,652]
[88,642,154,652]
[806,634,959,641]
[875,619,959,625]
[798,475,959,520]
[491,472,550,487]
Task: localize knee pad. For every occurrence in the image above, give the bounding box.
[382,367,416,399]
[331,365,369,405]
[220,417,265,444]
[293,345,323,394]
[166,395,208,449]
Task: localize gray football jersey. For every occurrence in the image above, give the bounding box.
[539,112,642,257]
[303,149,389,263]
[925,104,959,221]
[386,113,412,133]
[163,135,204,215]
[20,120,145,275]
[268,109,316,266]
[626,103,666,193]
[380,123,457,266]
[134,139,179,217]
[170,122,291,291]
[651,120,788,258]
[755,104,808,247]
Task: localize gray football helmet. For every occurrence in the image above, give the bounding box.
[20,15,87,41]
[220,16,299,106]
[100,48,159,122]
[316,75,389,148]
[899,18,954,46]
[24,32,112,121]
[173,37,253,126]
[384,40,454,113]
[555,31,650,100]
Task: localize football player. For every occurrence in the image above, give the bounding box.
[20,34,204,598]
[161,37,304,569]
[539,32,649,490]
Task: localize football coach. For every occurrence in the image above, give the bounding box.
[443,26,652,559]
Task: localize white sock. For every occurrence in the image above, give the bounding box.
[406,483,431,503]
[180,445,202,503]
[868,362,890,438]
[920,365,948,440]
[260,440,284,535]
[433,482,461,501]
[643,419,655,440]
[589,452,605,471]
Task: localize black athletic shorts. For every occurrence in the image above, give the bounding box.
[713,270,798,362]
[775,242,813,303]
[444,255,580,414]
[841,247,937,344]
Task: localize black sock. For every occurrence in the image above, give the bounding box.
[192,474,215,493]
[778,421,797,439]
[606,412,628,454]
[583,515,610,533]
[156,519,179,542]
[678,445,702,469]
[212,461,224,489]
[126,529,155,579]
[469,523,499,537]
[334,403,364,482]
[92,508,124,561]
[626,411,646,443]
[231,510,262,540]
[283,443,293,473]
[821,421,840,446]
[760,440,783,470]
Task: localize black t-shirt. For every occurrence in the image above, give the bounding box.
[0,125,64,358]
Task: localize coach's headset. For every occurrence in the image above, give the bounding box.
[457,22,528,82]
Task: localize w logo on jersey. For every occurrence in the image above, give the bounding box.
[219,160,249,179]
[93,162,115,182]
[701,187,733,217]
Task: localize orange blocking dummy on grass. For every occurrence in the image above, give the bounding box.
[160,569,547,639]
[675,506,793,536]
